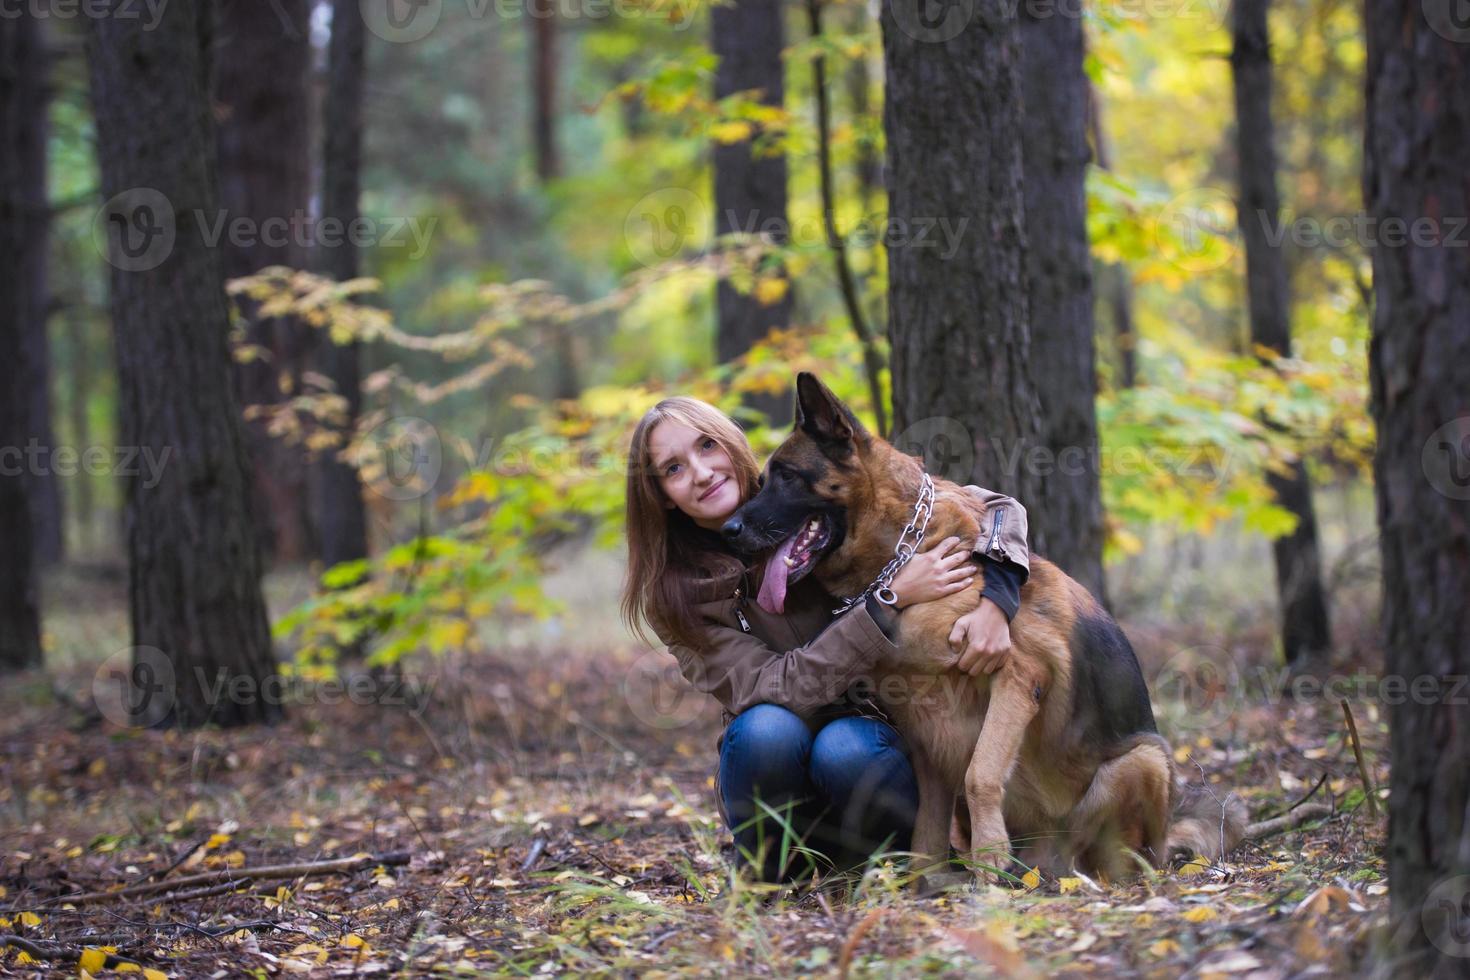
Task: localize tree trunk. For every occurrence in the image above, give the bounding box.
[882,0,1046,539]
[0,8,45,671]
[313,0,370,569]
[1231,0,1331,667]
[1020,6,1105,600]
[530,0,559,182]
[1365,3,1470,973]
[1086,82,1137,390]
[712,0,793,426]
[88,0,281,727]
[216,0,315,565]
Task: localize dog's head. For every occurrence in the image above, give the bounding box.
[722,372,870,614]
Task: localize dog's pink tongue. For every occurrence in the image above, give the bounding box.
[756,535,800,615]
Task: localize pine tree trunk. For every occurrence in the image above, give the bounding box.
[712,0,793,425]
[1364,3,1470,972]
[0,8,45,671]
[882,0,1046,534]
[313,0,369,569]
[88,0,281,727]
[216,0,315,565]
[1231,0,1330,667]
[1020,6,1105,600]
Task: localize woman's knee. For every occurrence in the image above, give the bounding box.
[720,704,813,784]
[809,717,915,804]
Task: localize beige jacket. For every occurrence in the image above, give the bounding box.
[653,486,1030,727]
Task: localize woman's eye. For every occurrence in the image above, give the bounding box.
[701,438,715,450]
[666,463,680,475]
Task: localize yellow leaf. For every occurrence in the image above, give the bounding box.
[18,911,40,927]
[206,832,231,850]
[1177,856,1210,876]
[1020,867,1041,889]
[1149,938,1181,957]
[1058,877,1082,894]
[753,277,789,306]
[80,949,108,973]
[1183,906,1218,923]
[709,121,754,144]
[342,934,367,949]
[221,850,247,868]
[116,965,142,974]
[87,758,107,778]
[143,970,170,980]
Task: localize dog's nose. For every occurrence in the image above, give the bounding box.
[721,517,743,540]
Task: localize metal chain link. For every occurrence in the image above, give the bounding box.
[832,472,936,615]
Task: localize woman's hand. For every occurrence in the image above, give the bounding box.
[947,599,1012,675]
[887,537,977,609]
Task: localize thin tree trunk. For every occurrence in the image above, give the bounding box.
[0,7,45,671]
[1365,3,1470,973]
[843,18,880,218]
[313,0,369,569]
[88,0,280,727]
[1086,82,1138,390]
[1231,0,1330,667]
[530,0,559,181]
[882,0,1046,535]
[63,309,95,555]
[712,0,793,426]
[216,0,315,565]
[1020,5,1105,600]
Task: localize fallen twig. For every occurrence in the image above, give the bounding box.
[43,851,411,907]
[0,934,146,970]
[1246,802,1334,839]
[137,876,255,908]
[1340,700,1380,820]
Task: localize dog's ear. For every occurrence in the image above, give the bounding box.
[795,372,867,449]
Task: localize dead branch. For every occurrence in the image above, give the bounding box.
[1246,802,1335,839]
[41,851,411,907]
[1340,700,1380,820]
[0,934,146,970]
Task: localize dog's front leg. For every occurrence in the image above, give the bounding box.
[908,750,956,890]
[964,663,1044,883]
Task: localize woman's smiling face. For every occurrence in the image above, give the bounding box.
[648,419,743,531]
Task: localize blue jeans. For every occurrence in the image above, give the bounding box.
[718,704,920,882]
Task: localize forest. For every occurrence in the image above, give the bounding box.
[0,0,1467,975]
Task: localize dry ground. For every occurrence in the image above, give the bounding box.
[0,521,1399,977]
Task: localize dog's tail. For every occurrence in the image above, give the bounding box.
[1166,780,1248,863]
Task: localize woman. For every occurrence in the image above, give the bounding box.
[621,396,1031,882]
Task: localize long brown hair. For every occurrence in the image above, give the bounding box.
[621,397,762,649]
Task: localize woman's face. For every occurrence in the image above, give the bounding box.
[648,419,743,531]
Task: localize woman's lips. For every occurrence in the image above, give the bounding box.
[698,477,728,502]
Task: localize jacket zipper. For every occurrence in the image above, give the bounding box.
[986,504,1008,560]
[732,577,752,633]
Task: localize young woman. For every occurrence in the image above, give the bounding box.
[621,396,1031,882]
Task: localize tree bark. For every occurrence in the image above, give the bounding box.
[882,0,1046,540]
[88,0,281,727]
[313,0,370,569]
[530,0,559,182]
[712,0,793,426]
[216,0,315,565]
[1085,82,1137,390]
[1364,3,1470,973]
[0,8,45,671]
[1020,5,1105,600]
[1231,0,1331,667]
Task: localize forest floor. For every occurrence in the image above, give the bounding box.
[0,560,1398,978]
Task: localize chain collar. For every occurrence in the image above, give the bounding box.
[832,471,936,615]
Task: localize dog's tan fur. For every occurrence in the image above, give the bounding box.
[752,375,1245,881]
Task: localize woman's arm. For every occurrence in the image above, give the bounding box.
[656,597,898,721]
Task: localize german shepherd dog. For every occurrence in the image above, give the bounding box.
[723,373,1245,882]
